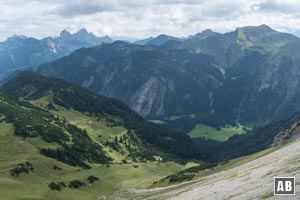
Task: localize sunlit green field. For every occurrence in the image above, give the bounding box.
[0,97,189,200]
[188,124,249,141]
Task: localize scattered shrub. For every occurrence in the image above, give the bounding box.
[69,180,86,188]
[48,181,66,191]
[10,162,34,177]
[53,165,62,170]
[87,176,99,183]
[169,173,194,183]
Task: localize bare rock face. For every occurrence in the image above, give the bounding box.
[132,76,163,117]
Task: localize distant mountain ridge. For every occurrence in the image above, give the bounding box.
[178,24,299,67]
[0,29,113,80]
[138,34,184,45]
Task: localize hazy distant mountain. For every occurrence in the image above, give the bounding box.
[136,34,184,45]
[0,29,113,80]
[134,37,154,45]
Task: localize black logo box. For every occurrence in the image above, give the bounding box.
[274,177,295,195]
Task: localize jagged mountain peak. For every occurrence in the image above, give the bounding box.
[59,29,72,38]
[77,28,89,34]
[73,28,94,38]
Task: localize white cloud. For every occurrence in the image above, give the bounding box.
[1,0,300,41]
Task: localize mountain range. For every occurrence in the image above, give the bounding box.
[35,25,300,132]
[2,24,300,131]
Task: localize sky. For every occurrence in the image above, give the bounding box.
[1,0,300,41]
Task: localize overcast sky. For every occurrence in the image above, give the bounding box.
[1,0,300,41]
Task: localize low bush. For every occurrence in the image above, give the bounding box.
[69,180,86,188]
[48,181,66,191]
[87,176,99,183]
[10,162,34,177]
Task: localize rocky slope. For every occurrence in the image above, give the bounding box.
[117,140,300,199]
[166,141,300,200]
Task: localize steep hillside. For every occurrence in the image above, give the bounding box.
[0,29,113,80]
[0,71,206,160]
[37,41,223,121]
[212,41,300,125]
[0,98,190,199]
[0,72,209,199]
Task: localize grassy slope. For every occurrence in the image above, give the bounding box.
[0,96,197,200]
[188,124,248,141]
[0,122,79,200]
[0,95,284,200]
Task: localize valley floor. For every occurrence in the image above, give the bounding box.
[119,140,300,200]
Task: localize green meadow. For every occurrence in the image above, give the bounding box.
[0,98,192,200]
[188,124,249,141]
